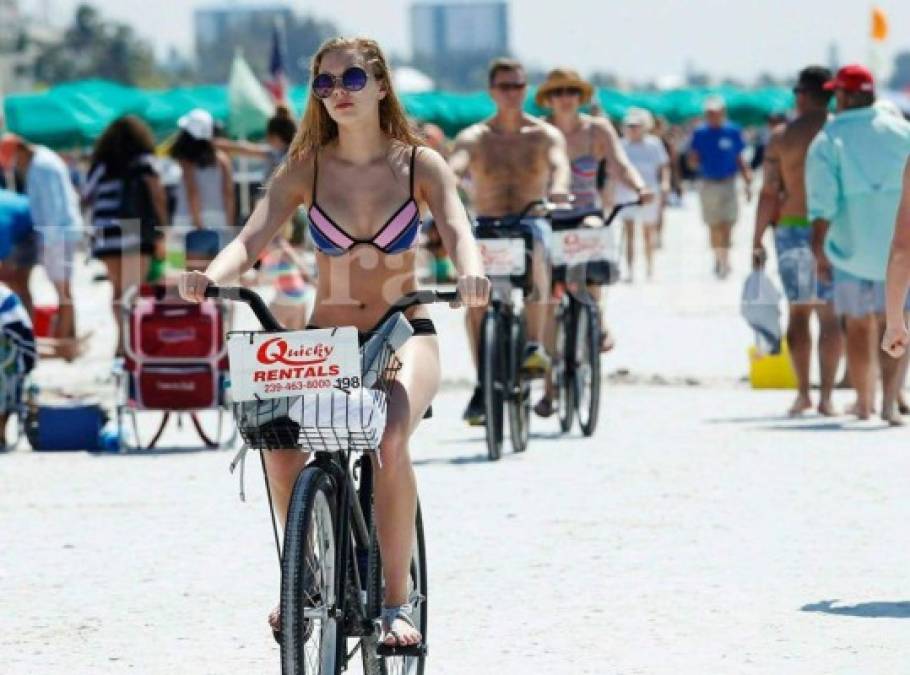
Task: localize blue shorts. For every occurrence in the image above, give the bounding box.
[832,267,910,317]
[774,226,833,303]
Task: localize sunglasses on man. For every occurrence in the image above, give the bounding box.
[492,81,527,92]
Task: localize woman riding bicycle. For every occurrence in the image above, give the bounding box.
[178,37,490,649]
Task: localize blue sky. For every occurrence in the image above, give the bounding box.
[36,0,910,82]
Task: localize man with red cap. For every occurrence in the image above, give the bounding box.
[806,64,910,424]
[0,133,83,359]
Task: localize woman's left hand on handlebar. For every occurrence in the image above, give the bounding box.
[455,274,491,307]
[178,270,214,303]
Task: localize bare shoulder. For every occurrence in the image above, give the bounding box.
[270,150,314,202]
[527,115,564,144]
[588,114,619,141]
[453,122,487,147]
[414,145,450,176]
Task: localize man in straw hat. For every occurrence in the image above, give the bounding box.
[532,67,650,417]
[687,95,752,279]
[449,57,572,425]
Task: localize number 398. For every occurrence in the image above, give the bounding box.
[334,376,361,389]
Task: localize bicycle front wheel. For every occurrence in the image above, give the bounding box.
[508,315,531,453]
[574,301,602,437]
[480,309,504,460]
[281,466,342,675]
[367,500,428,675]
[554,299,575,433]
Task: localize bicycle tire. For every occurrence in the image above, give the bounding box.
[366,500,428,675]
[481,309,504,460]
[508,315,531,453]
[281,466,342,675]
[574,302,602,437]
[554,299,575,434]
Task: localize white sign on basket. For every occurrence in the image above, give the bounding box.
[227,327,361,401]
[551,228,614,266]
[479,238,526,276]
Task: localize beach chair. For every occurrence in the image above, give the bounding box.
[113,284,235,451]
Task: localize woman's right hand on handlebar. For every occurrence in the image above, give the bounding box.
[455,274,491,308]
[178,270,214,303]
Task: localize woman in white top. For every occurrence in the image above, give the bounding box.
[170,109,236,267]
[617,107,670,281]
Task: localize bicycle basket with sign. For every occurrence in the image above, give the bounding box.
[550,225,619,285]
[475,223,534,291]
[227,325,403,453]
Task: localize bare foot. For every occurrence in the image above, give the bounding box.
[268,605,280,634]
[382,616,422,647]
[884,413,906,427]
[788,394,813,417]
[817,400,838,417]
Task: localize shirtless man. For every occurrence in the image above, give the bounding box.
[752,66,843,416]
[449,57,572,424]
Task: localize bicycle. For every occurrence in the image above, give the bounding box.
[473,200,555,460]
[208,284,456,675]
[550,201,639,436]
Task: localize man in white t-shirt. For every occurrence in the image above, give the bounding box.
[616,108,670,280]
[0,134,83,358]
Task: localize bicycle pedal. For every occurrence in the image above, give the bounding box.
[376,642,428,658]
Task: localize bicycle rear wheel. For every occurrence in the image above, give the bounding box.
[281,466,342,675]
[508,315,531,453]
[574,302,602,437]
[367,500,428,675]
[480,309,504,460]
[554,299,575,434]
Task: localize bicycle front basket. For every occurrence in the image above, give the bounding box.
[231,330,401,453]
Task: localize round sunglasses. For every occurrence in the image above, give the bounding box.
[312,66,369,99]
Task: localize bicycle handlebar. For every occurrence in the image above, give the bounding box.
[603,199,644,227]
[204,285,459,332]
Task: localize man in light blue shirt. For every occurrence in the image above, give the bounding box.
[806,65,910,424]
[0,134,82,358]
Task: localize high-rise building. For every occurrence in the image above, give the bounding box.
[194,5,295,83]
[411,1,508,59]
[410,1,509,89]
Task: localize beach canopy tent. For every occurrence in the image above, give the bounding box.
[3,78,797,149]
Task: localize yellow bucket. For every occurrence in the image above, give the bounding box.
[748,339,798,389]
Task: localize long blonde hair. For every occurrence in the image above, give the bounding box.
[289,37,423,159]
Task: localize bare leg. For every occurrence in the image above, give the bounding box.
[524,242,552,345]
[465,305,484,373]
[877,314,910,425]
[816,302,843,416]
[717,223,733,276]
[844,315,876,419]
[0,266,32,316]
[52,280,76,360]
[643,222,657,279]
[263,448,311,632]
[708,224,723,274]
[786,304,813,416]
[623,219,635,281]
[373,335,440,646]
[104,253,151,357]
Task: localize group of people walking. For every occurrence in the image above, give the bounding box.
[753,64,910,425]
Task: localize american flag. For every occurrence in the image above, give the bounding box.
[264,20,288,103]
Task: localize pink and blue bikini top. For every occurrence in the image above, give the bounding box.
[307,146,421,257]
